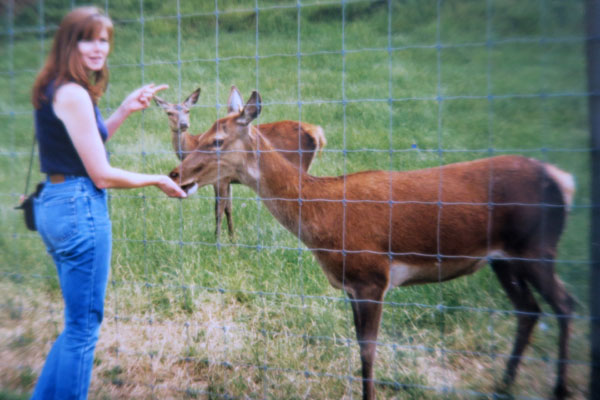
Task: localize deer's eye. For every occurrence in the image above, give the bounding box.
[167,112,175,116]
[213,139,224,148]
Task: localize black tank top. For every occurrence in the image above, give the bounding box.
[35,82,108,176]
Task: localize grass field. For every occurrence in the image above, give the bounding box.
[0,0,592,399]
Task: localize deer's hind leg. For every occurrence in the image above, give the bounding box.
[521,255,574,399]
[490,259,541,392]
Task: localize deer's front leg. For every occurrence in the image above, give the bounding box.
[348,285,385,400]
[213,183,226,240]
[213,181,234,240]
[223,183,234,239]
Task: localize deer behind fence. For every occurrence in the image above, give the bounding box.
[169,90,575,400]
[154,86,326,239]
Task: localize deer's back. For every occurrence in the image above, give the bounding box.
[257,121,323,172]
[297,155,567,263]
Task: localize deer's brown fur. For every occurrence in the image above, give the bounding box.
[155,87,325,239]
[169,91,574,400]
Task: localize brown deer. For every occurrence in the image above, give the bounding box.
[168,91,575,400]
[154,87,326,239]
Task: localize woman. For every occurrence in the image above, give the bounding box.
[30,6,186,399]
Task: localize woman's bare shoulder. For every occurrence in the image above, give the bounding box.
[54,82,92,105]
[53,82,95,122]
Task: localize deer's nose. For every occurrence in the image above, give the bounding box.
[169,171,179,180]
[180,122,189,130]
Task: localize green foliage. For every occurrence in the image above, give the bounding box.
[0,389,31,400]
[15,369,35,392]
[0,0,590,398]
[101,365,125,387]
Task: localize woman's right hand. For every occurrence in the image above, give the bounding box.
[155,175,187,198]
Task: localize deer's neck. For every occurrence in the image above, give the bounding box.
[171,129,193,161]
[239,133,312,236]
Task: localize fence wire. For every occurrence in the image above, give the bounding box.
[1,0,596,399]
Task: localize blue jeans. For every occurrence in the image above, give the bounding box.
[31,176,112,400]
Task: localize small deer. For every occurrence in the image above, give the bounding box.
[154,87,326,239]
[169,90,576,400]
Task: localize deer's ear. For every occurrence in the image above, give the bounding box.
[227,86,244,115]
[184,88,201,107]
[236,91,262,126]
[153,95,168,109]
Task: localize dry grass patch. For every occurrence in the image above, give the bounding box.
[0,279,591,399]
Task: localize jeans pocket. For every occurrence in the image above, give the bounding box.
[41,197,78,243]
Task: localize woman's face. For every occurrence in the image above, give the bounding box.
[77,26,110,72]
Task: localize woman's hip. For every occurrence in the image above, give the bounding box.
[34,176,111,250]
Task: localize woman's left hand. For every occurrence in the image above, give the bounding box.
[121,83,169,114]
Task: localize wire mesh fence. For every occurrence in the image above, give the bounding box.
[0,0,596,399]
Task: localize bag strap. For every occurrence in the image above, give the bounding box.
[22,132,36,196]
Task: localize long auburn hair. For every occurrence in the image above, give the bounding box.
[32,6,113,109]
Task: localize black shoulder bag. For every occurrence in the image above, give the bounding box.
[15,133,44,231]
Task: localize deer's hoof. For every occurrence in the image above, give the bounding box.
[492,379,514,400]
[552,383,569,400]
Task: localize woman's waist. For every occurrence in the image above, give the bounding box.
[47,173,86,184]
[41,175,105,199]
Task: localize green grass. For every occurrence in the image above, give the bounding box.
[0,0,592,399]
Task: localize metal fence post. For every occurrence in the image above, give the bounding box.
[587,0,600,398]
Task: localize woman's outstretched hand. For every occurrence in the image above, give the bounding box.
[106,83,169,138]
[121,83,169,114]
[155,175,187,198]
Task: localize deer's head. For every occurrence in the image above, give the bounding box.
[168,87,262,193]
[154,88,200,132]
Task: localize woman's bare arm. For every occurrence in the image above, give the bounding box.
[53,83,185,198]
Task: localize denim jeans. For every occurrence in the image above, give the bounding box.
[31,176,112,400]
